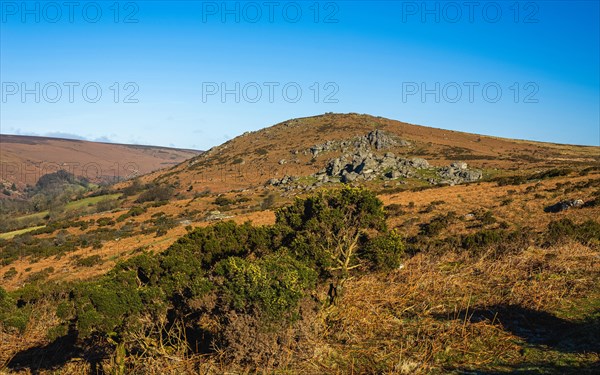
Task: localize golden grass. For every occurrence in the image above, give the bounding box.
[2,240,597,374]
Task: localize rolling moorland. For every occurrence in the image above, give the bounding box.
[0,134,201,198]
[0,113,599,374]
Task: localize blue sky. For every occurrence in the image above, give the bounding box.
[1,0,598,149]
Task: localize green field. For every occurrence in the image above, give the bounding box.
[0,226,46,240]
[13,194,122,222]
[15,211,49,222]
[1,194,122,238]
[64,194,121,210]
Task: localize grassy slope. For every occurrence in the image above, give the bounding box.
[0,114,598,373]
[0,226,46,240]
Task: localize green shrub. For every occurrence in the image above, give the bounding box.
[360,231,405,271]
[461,229,505,251]
[545,219,600,246]
[478,210,497,226]
[420,212,456,236]
[74,255,103,267]
[167,221,281,270]
[128,206,146,217]
[385,203,405,217]
[96,217,115,227]
[214,252,316,319]
[277,186,386,278]
[0,287,29,333]
[3,267,17,280]
[214,196,235,206]
[135,185,173,203]
[70,274,156,338]
[24,267,54,284]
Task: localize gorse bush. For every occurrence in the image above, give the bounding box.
[276,186,387,278]
[135,185,174,203]
[0,286,30,333]
[2,187,407,366]
[168,221,283,269]
[214,252,317,319]
[360,230,405,271]
[419,212,456,236]
[214,196,235,206]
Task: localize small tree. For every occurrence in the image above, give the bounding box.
[276,187,386,301]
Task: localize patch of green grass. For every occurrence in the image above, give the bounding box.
[414,168,438,180]
[0,226,46,240]
[14,211,49,222]
[296,176,318,185]
[65,194,121,210]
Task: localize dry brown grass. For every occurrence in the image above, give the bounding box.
[127,113,599,195]
[2,240,597,374]
[292,242,599,374]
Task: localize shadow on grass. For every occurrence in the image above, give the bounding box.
[435,304,600,374]
[454,361,600,375]
[438,304,599,353]
[6,327,109,374]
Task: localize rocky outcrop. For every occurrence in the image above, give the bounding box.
[544,199,585,213]
[315,150,422,183]
[438,162,482,184]
[269,133,482,190]
[267,175,298,187]
[306,130,410,157]
[204,210,234,221]
[358,129,410,150]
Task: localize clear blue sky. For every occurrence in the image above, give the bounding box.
[1,0,599,149]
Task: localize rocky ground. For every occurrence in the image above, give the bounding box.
[268,130,483,191]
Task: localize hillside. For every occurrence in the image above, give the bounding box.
[0,134,201,197]
[0,114,599,374]
[139,113,599,195]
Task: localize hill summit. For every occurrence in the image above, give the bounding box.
[142,113,598,195]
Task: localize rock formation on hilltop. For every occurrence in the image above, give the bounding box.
[268,130,482,191]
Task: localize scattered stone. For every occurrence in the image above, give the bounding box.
[204,210,233,221]
[544,199,585,213]
[439,161,482,184]
[409,158,430,169]
[341,171,359,183]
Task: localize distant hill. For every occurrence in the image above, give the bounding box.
[137,113,599,194]
[0,134,201,197]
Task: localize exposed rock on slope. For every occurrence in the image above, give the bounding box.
[268,130,483,190]
[307,129,410,157]
[139,113,598,195]
[439,162,483,185]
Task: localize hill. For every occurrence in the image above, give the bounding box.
[0,114,599,374]
[0,134,201,197]
[139,113,598,195]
